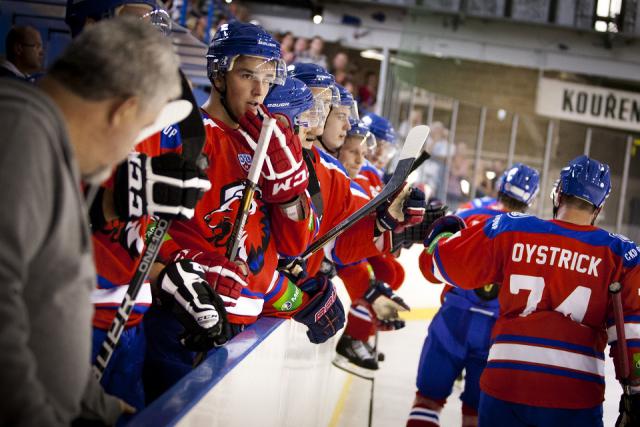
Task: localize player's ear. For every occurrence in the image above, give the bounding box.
[107,96,139,128]
[273,113,291,129]
[591,206,602,225]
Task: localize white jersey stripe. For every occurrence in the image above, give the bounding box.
[607,323,640,342]
[91,283,152,306]
[488,342,604,377]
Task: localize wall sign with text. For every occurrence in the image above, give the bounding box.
[535,78,640,132]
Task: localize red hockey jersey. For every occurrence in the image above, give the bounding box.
[163,114,315,324]
[420,213,640,409]
[304,147,389,278]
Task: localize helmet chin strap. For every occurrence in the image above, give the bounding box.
[317,136,338,156]
[213,76,239,125]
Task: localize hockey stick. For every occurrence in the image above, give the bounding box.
[192,116,277,367]
[610,282,631,393]
[300,125,430,261]
[368,330,379,427]
[93,71,205,379]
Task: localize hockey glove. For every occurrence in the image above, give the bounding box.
[423,215,466,254]
[277,256,308,283]
[364,281,410,331]
[293,275,345,344]
[616,393,640,427]
[114,152,211,220]
[157,260,229,351]
[238,106,309,204]
[319,257,338,279]
[172,249,249,308]
[391,199,448,252]
[376,184,426,232]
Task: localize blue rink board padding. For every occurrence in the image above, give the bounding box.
[133,317,285,426]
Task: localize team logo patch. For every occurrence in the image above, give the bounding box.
[238,153,252,172]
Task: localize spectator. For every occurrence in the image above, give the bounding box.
[280,31,295,64]
[293,36,308,61]
[296,36,327,68]
[358,70,378,110]
[331,51,349,74]
[0,17,181,426]
[1,26,44,81]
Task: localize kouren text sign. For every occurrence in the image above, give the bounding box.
[536,78,640,132]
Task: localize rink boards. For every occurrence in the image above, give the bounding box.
[134,317,348,427]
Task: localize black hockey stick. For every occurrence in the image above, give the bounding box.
[300,125,430,260]
[93,70,206,379]
[192,117,276,367]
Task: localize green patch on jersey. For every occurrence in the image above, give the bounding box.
[634,353,640,376]
[273,279,303,312]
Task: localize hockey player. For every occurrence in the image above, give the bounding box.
[316,83,359,156]
[418,155,640,427]
[361,111,397,187]
[407,163,540,427]
[142,23,352,397]
[285,63,427,280]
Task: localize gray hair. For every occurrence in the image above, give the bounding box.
[49,17,181,108]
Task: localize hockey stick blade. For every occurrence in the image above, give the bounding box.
[301,125,430,259]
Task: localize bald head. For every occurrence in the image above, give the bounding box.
[5,26,44,75]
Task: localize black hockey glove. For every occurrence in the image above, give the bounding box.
[157,260,229,351]
[616,393,640,427]
[114,152,211,220]
[391,200,448,252]
[277,256,308,283]
[293,275,345,344]
[363,281,410,331]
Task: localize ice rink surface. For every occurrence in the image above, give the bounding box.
[330,245,622,427]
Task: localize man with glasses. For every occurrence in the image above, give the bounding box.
[1,26,44,81]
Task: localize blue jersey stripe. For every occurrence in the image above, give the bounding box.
[240,287,265,298]
[486,361,605,384]
[493,334,605,359]
[433,245,460,288]
[458,207,501,220]
[97,275,118,289]
[264,274,285,300]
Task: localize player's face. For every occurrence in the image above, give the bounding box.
[223,55,276,120]
[367,139,395,170]
[322,105,352,152]
[308,86,333,137]
[338,135,367,179]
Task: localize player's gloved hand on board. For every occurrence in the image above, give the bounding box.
[423,215,466,254]
[114,152,211,220]
[376,184,426,233]
[391,199,448,251]
[172,249,249,308]
[616,392,640,427]
[293,275,345,344]
[157,259,230,351]
[363,280,409,331]
[238,105,309,204]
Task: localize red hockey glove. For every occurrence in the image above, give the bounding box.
[173,249,249,308]
[377,184,426,232]
[238,106,309,204]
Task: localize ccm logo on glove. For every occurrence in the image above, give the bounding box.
[315,285,337,323]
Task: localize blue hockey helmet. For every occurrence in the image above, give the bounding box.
[346,118,376,152]
[498,163,540,205]
[335,83,359,122]
[557,155,611,208]
[206,21,287,86]
[360,112,396,145]
[264,77,322,128]
[288,62,340,108]
[65,0,170,36]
